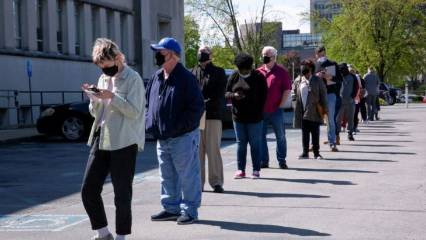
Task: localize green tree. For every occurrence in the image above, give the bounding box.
[211,45,235,69]
[318,0,426,85]
[184,15,201,69]
[186,0,280,64]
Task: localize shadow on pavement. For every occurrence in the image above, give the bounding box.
[336,150,415,155]
[355,139,413,143]
[339,144,403,148]
[197,220,331,236]
[221,190,330,198]
[259,177,356,185]
[323,158,397,163]
[289,167,378,174]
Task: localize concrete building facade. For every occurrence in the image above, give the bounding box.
[0,0,184,128]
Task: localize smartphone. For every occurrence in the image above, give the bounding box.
[88,87,100,93]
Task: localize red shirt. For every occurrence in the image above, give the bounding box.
[257,64,292,113]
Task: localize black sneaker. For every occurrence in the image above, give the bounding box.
[151,210,180,221]
[213,185,224,193]
[260,162,269,168]
[348,134,355,141]
[177,214,197,225]
[298,153,309,159]
[279,162,288,169]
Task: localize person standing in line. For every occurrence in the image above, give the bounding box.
[257,46,292,169]
[81,38,146,240]
[225,53,267,179]
[293,59,328,160]
[315,46,342,151]
[357,70,368,123]
[336,63,358,141]
[349,65,362,134]
[191,46,227,193]
[363,67,380,121]
[146,37,204,225]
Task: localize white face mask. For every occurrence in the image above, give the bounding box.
[239,73,251,78]
[318,56,327,63]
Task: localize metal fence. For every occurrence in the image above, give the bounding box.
[0,90,86,128]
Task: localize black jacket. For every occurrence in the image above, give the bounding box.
[191,63,227,120]
[225,70,267,123]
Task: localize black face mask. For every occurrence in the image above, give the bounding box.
[198,52,210,63]
[102,65,119,77]
[155,52,166,66]
[263,56,271,64]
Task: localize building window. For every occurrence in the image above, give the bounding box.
[91,6,99,40]
[12,0,22,49]
[75,2,81,55]
[57,0,63,53]
[120,13,127,56]
[107,10,113,39]
[36,0,44,51]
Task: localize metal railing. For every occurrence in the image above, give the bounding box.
[0,90,86,128]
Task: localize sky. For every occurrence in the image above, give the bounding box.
[234,0,311,33]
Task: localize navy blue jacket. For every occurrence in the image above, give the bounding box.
[145,62,204,140]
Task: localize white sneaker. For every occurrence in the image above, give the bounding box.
[92,234,114,240]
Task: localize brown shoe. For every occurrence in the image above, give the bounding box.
[330,145,339,152]
[323,141,329,145]
[336,135,340,145]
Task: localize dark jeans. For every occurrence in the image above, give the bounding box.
[233,121,263,172]
[354,103,360,129]
[334,95,342,135]
[81,134,137,235]
[359,98,367,121]
[366,95,377,120]
[302,119,320,156]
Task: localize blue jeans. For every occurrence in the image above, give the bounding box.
[233,121,263,172]
[335,95,342,135]
[157,129,201,218]
[326,94,336,145]
[260,109,287,165]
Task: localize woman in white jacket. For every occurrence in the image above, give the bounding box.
[81,38,145,240]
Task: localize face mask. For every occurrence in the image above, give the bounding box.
[102,65,119,77]
[239,72,251,79]
[155,51,166,66]
[318,56,327,63]
[263,56,271,64]
[198,52,210,63]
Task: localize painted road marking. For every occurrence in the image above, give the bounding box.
[0,215,88,232]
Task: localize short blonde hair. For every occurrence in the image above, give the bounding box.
[92,38,122,64]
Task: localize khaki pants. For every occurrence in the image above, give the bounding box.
[199,120,224,189]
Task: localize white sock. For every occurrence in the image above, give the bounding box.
[96,226,111,238]
[115,235,126,240]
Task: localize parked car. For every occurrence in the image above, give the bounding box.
[37,101,93,141]
[399,93,423,103]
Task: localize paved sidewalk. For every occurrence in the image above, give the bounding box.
[0,127,40,143]
[0,104,425,239]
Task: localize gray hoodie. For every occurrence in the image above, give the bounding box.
[363,71,379,96]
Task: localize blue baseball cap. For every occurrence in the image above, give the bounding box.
[150,37,181,55]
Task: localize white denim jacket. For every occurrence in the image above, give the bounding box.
[87,65,146,151]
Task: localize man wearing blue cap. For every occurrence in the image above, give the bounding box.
[145,37,204,224]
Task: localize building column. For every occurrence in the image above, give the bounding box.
[121,14,134,63]
[21,0,37,51]
[111,11,121,46]
[81,3,93,56]
[0,0,15,49]
[98,8,107,37]
[62,0,75,55]
[43,0,58,53]
[141,0,153,79]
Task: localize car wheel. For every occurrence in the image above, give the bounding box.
[61,115,85,141]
